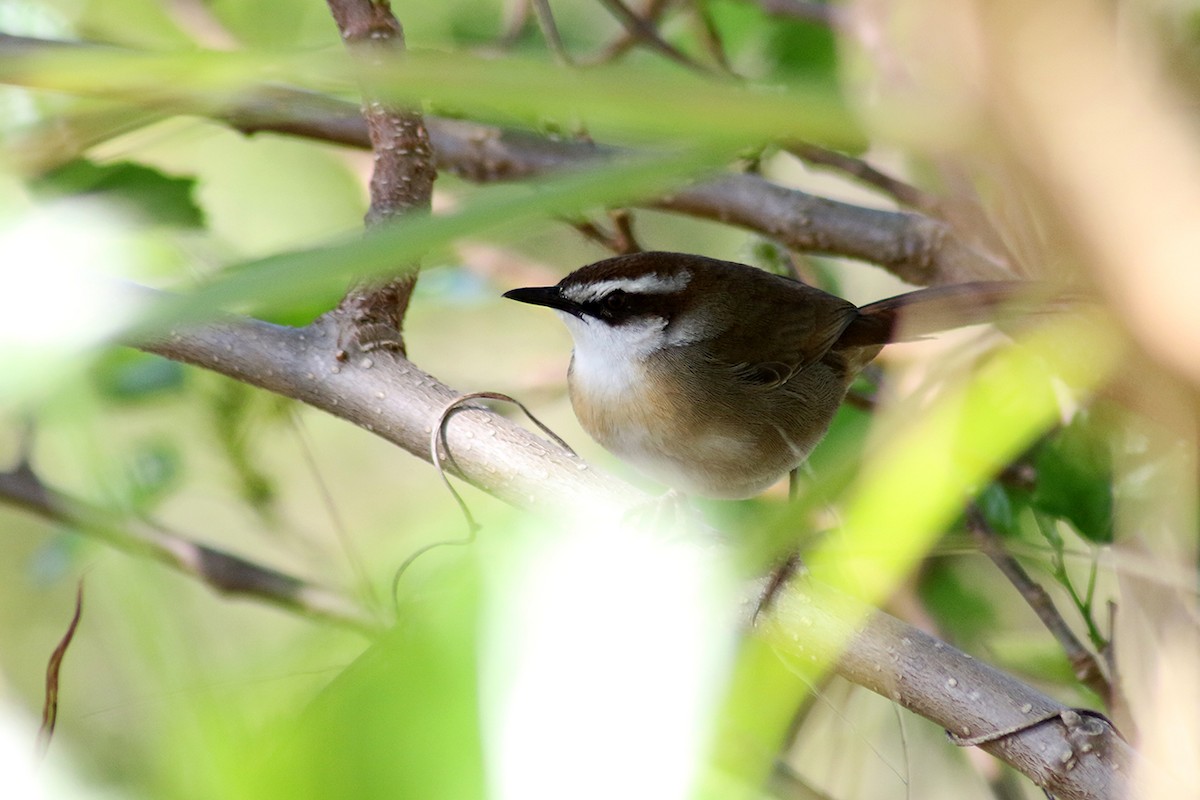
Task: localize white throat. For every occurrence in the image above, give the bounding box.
[559,312,665,398]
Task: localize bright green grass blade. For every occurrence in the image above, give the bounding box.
[124,147,723,336]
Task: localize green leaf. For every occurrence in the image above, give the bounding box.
[30,159,204,228]
[90,350,186,401]
[1032,410,1115,543]
[125,148,726,334]
[0,46,864,149]
[919,559,998,644]
[227,558,485,799]
[764,10,838,79]
[976,482,1023,536]
[811,313,1123,606]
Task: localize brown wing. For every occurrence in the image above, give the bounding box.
[697,269,860,389]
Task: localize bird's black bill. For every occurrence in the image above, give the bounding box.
[502,286,578,315]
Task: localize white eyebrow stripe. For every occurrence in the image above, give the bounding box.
[565,273,691,302]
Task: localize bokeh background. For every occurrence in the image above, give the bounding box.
[1,0,1197,798]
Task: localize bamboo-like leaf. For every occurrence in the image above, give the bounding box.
[0,44,862,149]
[125,148,725,335]
[814,313,1123,605]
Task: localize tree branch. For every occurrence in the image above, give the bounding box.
[324,0,437,352]
[0,34,1009,285]
[118,298,1132,795]
[0,461,381,636]
[966,506,1114,706]
[762,582,1138,800]
[138,311,639,516]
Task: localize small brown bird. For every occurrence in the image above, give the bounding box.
[505,252,1029,499]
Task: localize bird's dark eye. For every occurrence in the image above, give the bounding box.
[602,290,629,314]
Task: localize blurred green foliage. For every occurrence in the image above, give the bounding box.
[0,1,1152,799]
[31,160,204,228]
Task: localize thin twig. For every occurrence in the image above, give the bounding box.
[289,410,379,612]
[787,142,946,217]
[532,0,575,65]
[965,506,1112,705]
[687,0,736,75]
[0,465,381,636]
[391,390,577,608]
[582,0,673,65]
[569,209,643,254]
[787,142,1021,271]
[36,580,83,758]
[596,0,716,74]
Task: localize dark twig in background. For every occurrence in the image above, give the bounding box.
[788,142,947,218]
[531,0,575,65]
[688,0,736,74]
[0,463,381,635]
[966,506,1114,706]
[597,0,715,74]
[583,0,673,65]
[36,580,83,758]
[787,142,1022,275]
[569,208,643,254]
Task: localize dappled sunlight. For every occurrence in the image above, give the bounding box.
[481,513,738,800]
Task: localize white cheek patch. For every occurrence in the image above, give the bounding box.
[664,313,709,347]
[563,272,691,304]
[558,312,664,399]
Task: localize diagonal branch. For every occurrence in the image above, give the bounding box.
[763,583,1136,800]
[966,506,1114,705]
[106,293,1134,797]
[0,461,382,636]
[595,0,714,74]
[136,310,640,517]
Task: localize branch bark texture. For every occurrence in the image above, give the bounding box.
[140,313,638,516]
[763,584,1139,800]
[324,1,437,347]
[0,464,380,635]
[130,305,1131,797]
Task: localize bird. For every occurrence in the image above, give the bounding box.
[504,251,1033,500]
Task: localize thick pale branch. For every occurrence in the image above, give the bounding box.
[139,313,638,516]
[128,303,1131,795]
[764,584,1139,800]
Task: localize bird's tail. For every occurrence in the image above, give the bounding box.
[835,281,1070,347]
